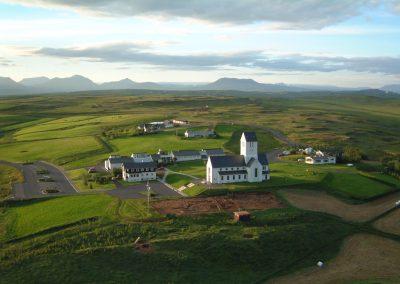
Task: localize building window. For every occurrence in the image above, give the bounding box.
[221,176,224,181]
[233,175,235,180]
[244,175,247,179]
[238,175,241,180]
[255,168,258,178]
[227,176,230,180]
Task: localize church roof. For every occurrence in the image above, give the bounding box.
[258,153,269,165]
[243,132,257,142]
[209,155,246,168]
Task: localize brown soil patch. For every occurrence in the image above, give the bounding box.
[374,209,400,236]
[280,189,400,222]
[152,192,284,216]
[270,234,400,284]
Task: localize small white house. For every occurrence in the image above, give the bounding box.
[122,161,157,182]
[184,129,215,138]
[171,150,202,162]
[206,132,270,184]
[305,155,336,165]
[104,155,133,171]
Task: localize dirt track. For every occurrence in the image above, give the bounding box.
[270,234,400,284]
[374,209,400,236]
[280,188,400,222]
[152,192,284,216]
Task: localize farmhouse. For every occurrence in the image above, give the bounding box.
[200,148,225,160]
[171,150,202,162]
[184,129,215,138]
[305,151,336,165]
[104,155,133,171]
[206,132,270,184]
[122,161,157,182]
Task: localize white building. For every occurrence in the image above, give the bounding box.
[104,155,133,171]
[122,161,157,182]
[305,151,336,165]
[184,129,215,138]
[206,132,270,184]
[171,150,202,162]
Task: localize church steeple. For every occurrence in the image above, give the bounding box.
[240,132,258,163]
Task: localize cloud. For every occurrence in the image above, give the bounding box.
[5,0,381,29]
[33,42,400,75]
[0,57,14,66]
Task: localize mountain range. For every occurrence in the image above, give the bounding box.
[0,75,398,95]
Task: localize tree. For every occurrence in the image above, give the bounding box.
[343,146,362,162]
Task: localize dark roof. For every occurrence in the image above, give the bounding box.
[172,150,200,156]
[204,148,224,156]
[258,153,269,165]
[209,155,246,168]
[219,170,247,175]
[109,156,133,164]
[243,132,257,142]
[122,161,156,169]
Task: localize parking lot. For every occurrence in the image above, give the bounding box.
[1,161,77,199]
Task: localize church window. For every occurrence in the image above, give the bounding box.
[255,168,258,177]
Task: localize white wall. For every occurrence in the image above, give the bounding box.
[240,134,258,163]
[123,171,156,182]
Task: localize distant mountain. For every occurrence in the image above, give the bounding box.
[381,84,400,94]
[0,74,398,96]
[19,76,50,86]
[0,77,26,94]
[99,79,161,90]
[34,75,98,92]
[99,78,137,90]
[199,77,308,92]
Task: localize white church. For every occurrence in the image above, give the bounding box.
[206,132,270,184]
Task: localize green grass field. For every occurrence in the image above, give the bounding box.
[1,194,116,241]
[0,199,356,283]
[0,91,400,282]
[167,160,206,178]
[322,173,394,200]
[165,173,193,188]
[0,164,23,200]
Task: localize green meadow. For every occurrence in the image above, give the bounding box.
[0,194,357,283]
[0,90,399,282]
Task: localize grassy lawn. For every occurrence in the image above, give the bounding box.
[68,169,115,192]
[183,184,208,196]
[0,164,23,200]
[0,136,104,168]
[224,128,282,154]
[109,131,227,155]
[0,207,356,283]
[168,160,206,178]
[119,199,162,220]
[2,194,116,241]
[322,173,394,200]
[165,173,193,188]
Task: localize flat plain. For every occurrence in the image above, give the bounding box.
[0,90,399,283]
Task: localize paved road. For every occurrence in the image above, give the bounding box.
[108,180,181,199]
[1,160,77,199]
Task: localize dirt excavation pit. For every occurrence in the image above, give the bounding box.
[152,192,284,216]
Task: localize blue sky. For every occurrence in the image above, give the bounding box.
[0,0,400,87]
